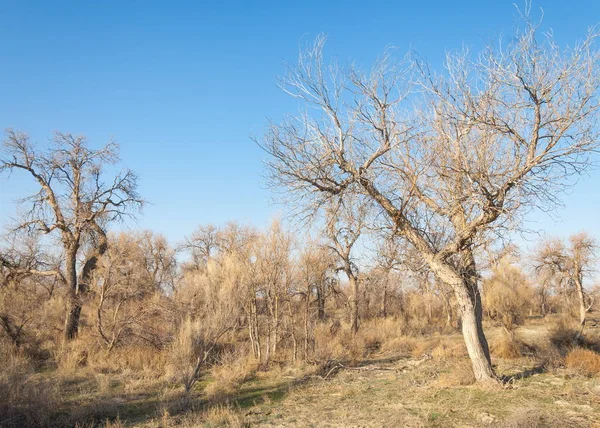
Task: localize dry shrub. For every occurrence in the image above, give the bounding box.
[165,318,204,391]
[483,258,533,330]
[565,348,600,376]
[537,345,564,370]
[313,322,353,361]
[436,359,476,387]
[314,318,428,362]
[490,332,522,359]
[549,317,579,350]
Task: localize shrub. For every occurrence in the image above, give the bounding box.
[565,348,600,376]
[483,257,533,331]
[490,332,522,359]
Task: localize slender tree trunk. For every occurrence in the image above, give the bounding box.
[540,286,548,317]
[348,272,359,335]
[250,297,262,361]
[381,280,388,318]
[64,225,107,341]
[316,284,326,321]
[574,275,587,343]
[443,293,452,328]
[287,299,298,362]
[272,295,279,356]
[304,289,310,360]
[248,318,258,359]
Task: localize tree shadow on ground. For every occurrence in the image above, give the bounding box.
[500,365,546,383]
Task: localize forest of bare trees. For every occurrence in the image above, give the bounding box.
[1,7,600,428]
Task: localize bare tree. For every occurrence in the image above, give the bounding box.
[261,13,600,381]
[325,198,366,334]
[535,232,597,341]
[0,130,143,340]
[91,232,175,353]
[371,234,403,318]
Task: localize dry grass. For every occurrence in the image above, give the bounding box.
[565,348,600,377]
[0,346,60,428]
[436,359,476,386]
[205,351,258,401]
[202,404,245,427]
[4,317,600,427]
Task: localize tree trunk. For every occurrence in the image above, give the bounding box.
[287,299,298,362]
[64,246,80,340]
[316,284,326,321]
[574,276,587,343]
[304,290,310,360]
[381,280,388,318]
[457,281,495,382]
[428,255,496,383]
[443,293,452,328]
[348,272,359,335]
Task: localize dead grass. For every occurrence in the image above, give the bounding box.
[436,359,476,386]
[4,317,600,427]
[202,404,245,427]
[205,351,258,401]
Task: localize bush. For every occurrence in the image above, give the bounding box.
[490,332,522,359]
[565,348,600,376]
[483,257,533,331]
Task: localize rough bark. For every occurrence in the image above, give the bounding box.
[428,256,496,382]
[64,245,80,340]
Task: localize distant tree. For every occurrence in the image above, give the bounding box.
[262,13,600,381]
[92,232,176,352]
[0,130,143,340]
[535,232,598,341]
[325,198,367,334]
[371,234,403,318]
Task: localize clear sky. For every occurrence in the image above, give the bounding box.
[0,0,599,249]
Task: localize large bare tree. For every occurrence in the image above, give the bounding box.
[261,14,600,381]
[1,130,143,340]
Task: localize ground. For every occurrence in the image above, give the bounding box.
[6,320,600,427]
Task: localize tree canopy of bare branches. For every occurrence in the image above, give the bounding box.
[1,130,144,339]
[261,14,600,382]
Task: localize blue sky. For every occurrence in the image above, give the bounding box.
[0,0,599,249]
